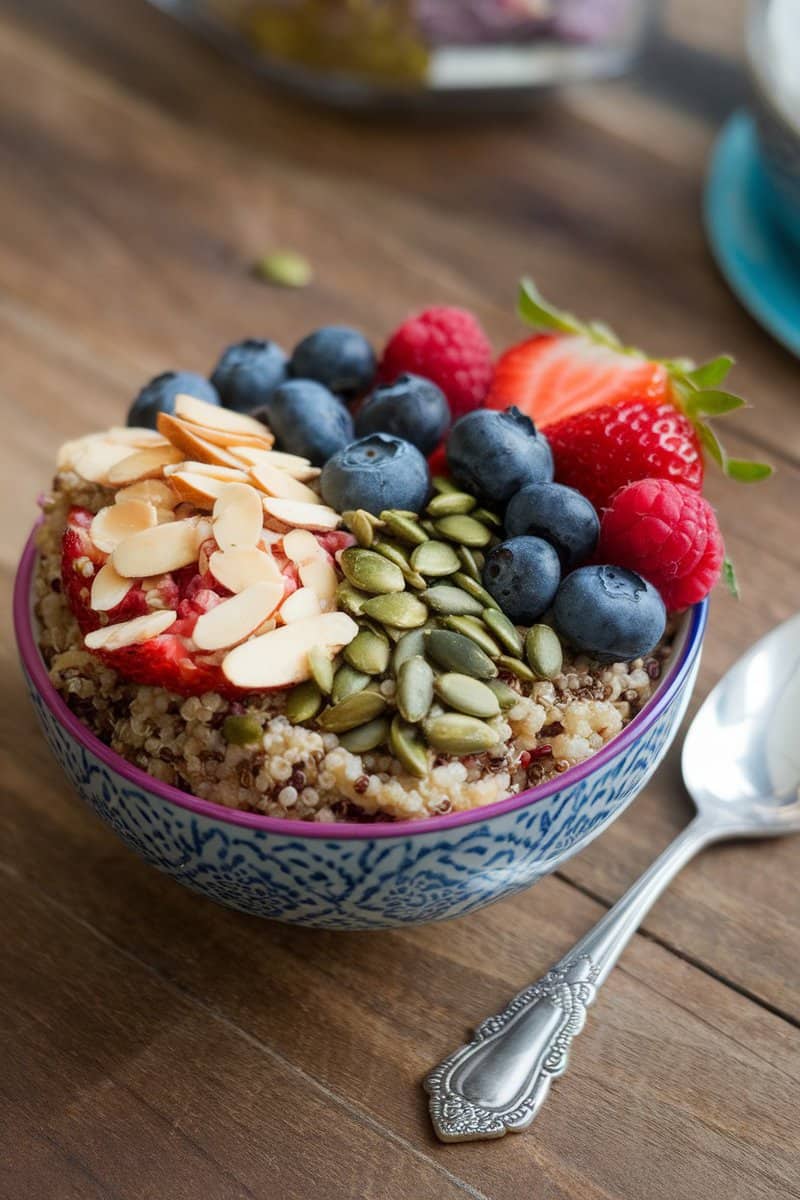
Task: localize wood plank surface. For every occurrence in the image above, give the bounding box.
[0,1,798,1197]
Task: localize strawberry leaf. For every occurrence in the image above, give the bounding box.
[722,556,740,599]
[683,355,735,389]
[685,389,747,419]
[724,458,773,482]
[518,278,586,337]
[696,422,727,470]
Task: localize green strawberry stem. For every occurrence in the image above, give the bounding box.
[517,277,773,484]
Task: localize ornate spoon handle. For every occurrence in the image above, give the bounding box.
[425,815,717,1142]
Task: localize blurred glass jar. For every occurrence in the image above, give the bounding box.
[151,0,655,110]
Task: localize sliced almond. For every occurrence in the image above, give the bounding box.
[222,612,358,689]
[230,445,320,480]
[71,438,135,483]
[157,413,243,469]
[282,528,322,565]
[107,444,184,486]
[298,556,337,608]
[90,561,134,612]
[212,483,264,552]
[209,547,282,594]
[85,609,177,651]
[112,519,200,578]
[90,499,157,553]
[250,460,322,505]
[279,587,322,624]
[180,421,273,450]
[167,471,236,508]
[192,582,284,652]
[163,460,249,483]
[174,394,270,439]
[107,427,170,448]
[262,497,341,532]
[115,479,179,509]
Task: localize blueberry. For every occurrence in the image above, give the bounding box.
[553,565,666,663]
[127,371,219,430]
[446,407,553,505]
[290,326,376,400]
[505,483,599,570]
[354,373,449,456]
[210,339,287,414]
[265,380,354,466]
[321,434,430,516]
[482,537,561,625]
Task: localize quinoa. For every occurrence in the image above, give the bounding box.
[34,473,673,823]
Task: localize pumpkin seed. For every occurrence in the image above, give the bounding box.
[336,581,370,617]
[379,510,429,545]
[339,716,390,755]
[222,714,262,745]
[431,475,460,495]
[389,716,429,778]
[308,645,335,694]
[286,679,323,724]
[361,592,429,629]
[340,547,405,595]
[496,654,536,682]
[317,690,388,733]
[344,627,390,675]
[425,629,498,679]
[343,509,379,548]
[373,539,427,590]
[420,519,439,538]
[433,514,492,548]
[426,491,476,517]
[434,673,501,719]
[442,614,502,658]
[456,545,482,581]
[392,627,429,672]
[397,655,434,723]
[410,540,460,578]
[525,624,563,680]
[470,506,502,527]
[451,571,500,610]
[487,678,522,709]
[423,713,500,755]
[483,607,524,655]
[422,585,485,617]
[331,663,371,704]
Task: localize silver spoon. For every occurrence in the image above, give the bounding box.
[425,613,800,1142]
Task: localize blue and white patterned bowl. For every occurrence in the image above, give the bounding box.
[14,533,706,929]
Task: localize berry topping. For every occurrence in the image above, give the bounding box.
[553,565,666,662]
[354,373,450,456]
[482,536,561,625]
[211,339,288,414]
[446,407,553,506]
[504,482,599,570]
[379,306,493,420]
[290,326,376,400]
[320,433,430,516]
[127,371,220,431]
[597,478,725,611]
[262,379,354,466]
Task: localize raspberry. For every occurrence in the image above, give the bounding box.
[598,479,724,611]
[378,306,493,420]
[546,400,704,512]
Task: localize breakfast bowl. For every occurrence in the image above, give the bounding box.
[14,531,706,930]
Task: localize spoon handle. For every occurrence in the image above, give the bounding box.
[425,814,717,1142]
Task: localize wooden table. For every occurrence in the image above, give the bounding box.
[1,2,798,1196]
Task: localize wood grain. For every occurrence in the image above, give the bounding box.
[0,1,798,1197]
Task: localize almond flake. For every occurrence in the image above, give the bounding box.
[279,587,322,624]
[168,471,239,508]
[222,611,358,689]
[71,438,135,483]
[156,507,177,524]
[179,421,273,450]
[115,479,179,509]
[212,482,264,553]
[299,556,337,607]
[107,427,170,448]
[209,547,282,593]
[107,444,184,486]
[282,528,322,564]
[90,499,157,553]
[163,461,249,483]
[250,460,322,505]
[157,413,243,469]
[112,519,200,577]
[85,609,177,651]
[90,561,134,612]
[262,497,341,532]
[230,445,320,480]
[192,582,284,651]
[174,394,270,439]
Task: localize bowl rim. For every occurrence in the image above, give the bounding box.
[14,529,707,841]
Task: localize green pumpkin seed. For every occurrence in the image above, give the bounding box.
[496,654,536,682]
[344,627,390,675]
[397,655,434,723]
[389,716,429,778]
[331,664,371,704]
[410,540,460,578]
[338,716,390,755]
[423,713,500,755]
[308,645,335,694]
[379,510,429,545]
[442,614,502,658]
[426,491,476,517]
[456,545,482,581]
[422,585,485,617]
[451,572,501,610]
[392,627,429,673]
[373,539,427,590]
[433,514,492,548]
[336,581,370,617]
[317,690,388,733]
[470,506,502,527]
[525,624,563,680]
[483,607,524,655]
[343,509,380,548]
[361,592,429,629]
[425,629,498,679]
[420,519,439,538]
[222,714,262,745]
[286,679,323,724]
[434,673,501,719]
[431,475,460,495]
[487,678,522,709]
[340,547,405,595]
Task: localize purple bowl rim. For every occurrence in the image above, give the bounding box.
[14,528,707,841]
